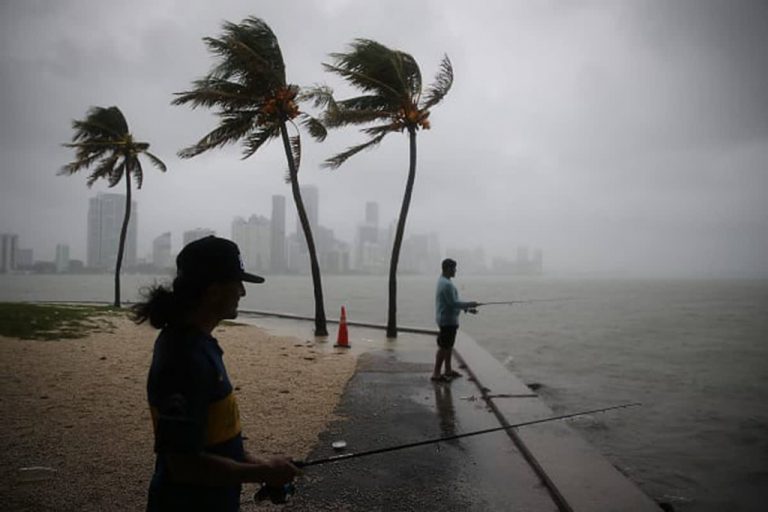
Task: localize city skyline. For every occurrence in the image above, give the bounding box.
[1,188,544,276]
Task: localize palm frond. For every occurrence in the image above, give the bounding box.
[179,110,259,158]
[143,151,167,173]
[107,159,128,188]
[322,94,395,129]
[203,17,286,88]
[83,152,120,187]
[362,122,401,137]
[324,39,423,101]
[420,54,453,110]
[66,142,115,168]
[172,78,258,110]
[298,84,337,110]
[336,95,396,112]
[324,107,388,129]
[299,113,327,142]
[241,124,280,160]
[129,157,144,189]
[71,106,129,142]
[59,150,106,176]
[322,63,401,101]
[391,49,422,99]
[322,133,388,169]
[87,158,122,188]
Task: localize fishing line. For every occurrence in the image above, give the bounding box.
[255,402,641,503]
[300,402,640,467]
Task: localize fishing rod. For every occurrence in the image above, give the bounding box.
[467,297,574,314]
[476,297,575,306]
[255,402,641,503]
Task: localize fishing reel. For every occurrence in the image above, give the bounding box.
[254,482,296,504]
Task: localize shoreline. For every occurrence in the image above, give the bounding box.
[0,314,357,511]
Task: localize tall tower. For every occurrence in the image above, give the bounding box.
[0,234,18,273]
[270,195,286,273]
[55,244,70,273]
[86,193,137,270]
[232,215,271,272]
[355,201,381,271]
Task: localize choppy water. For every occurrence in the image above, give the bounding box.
[2,273,767,511]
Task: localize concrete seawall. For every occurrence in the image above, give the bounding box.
[454,332,661,511]
[240,310,661,511]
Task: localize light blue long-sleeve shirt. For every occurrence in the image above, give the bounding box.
[435,275,472,327]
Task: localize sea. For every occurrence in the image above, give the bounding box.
[1,273,766,512]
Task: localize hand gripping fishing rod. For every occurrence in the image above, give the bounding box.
[255,402,641,504]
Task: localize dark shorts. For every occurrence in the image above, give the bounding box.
[437,325,458,349]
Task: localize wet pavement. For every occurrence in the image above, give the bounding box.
[240,313,661,512]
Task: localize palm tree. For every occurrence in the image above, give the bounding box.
[319,39,453,338]
[173,17,329,336]
[61,106,167,308]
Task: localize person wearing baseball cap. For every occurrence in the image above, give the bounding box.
[133,236,298,511]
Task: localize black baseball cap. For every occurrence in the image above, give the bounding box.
[177,236,265,284]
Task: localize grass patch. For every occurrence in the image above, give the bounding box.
[0,302,125,341]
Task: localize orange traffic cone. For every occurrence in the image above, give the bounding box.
[335,306,350,348]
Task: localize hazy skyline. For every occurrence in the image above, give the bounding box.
[1,0,767,277]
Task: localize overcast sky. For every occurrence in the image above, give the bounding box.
[1,0,766,277]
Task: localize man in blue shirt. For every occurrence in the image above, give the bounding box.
[433,258,477,382]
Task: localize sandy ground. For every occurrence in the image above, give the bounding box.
[0,315,357,511]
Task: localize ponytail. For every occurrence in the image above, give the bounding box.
[132,277,209,329]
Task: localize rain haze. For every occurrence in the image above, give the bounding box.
[1,0,767,278]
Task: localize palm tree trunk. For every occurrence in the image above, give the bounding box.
[279,122,328,336]
[114,167,132,308]
[386,127,418,338]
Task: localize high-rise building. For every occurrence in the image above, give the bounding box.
[182,228,215,247]
[446,245,485,274]
[232,215,271,272]
[86,193,137,270]
[270,195,286,273]
[55,244,70,273]
[15,248,33,270]
[1,233,18,273]
[354,201,383,272]
[401,232,441,274]
[491,246,543,275]
[152,232,172,270]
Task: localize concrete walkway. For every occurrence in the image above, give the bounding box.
[239,313,661,512]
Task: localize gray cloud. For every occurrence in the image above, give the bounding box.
[1,0,766,277]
